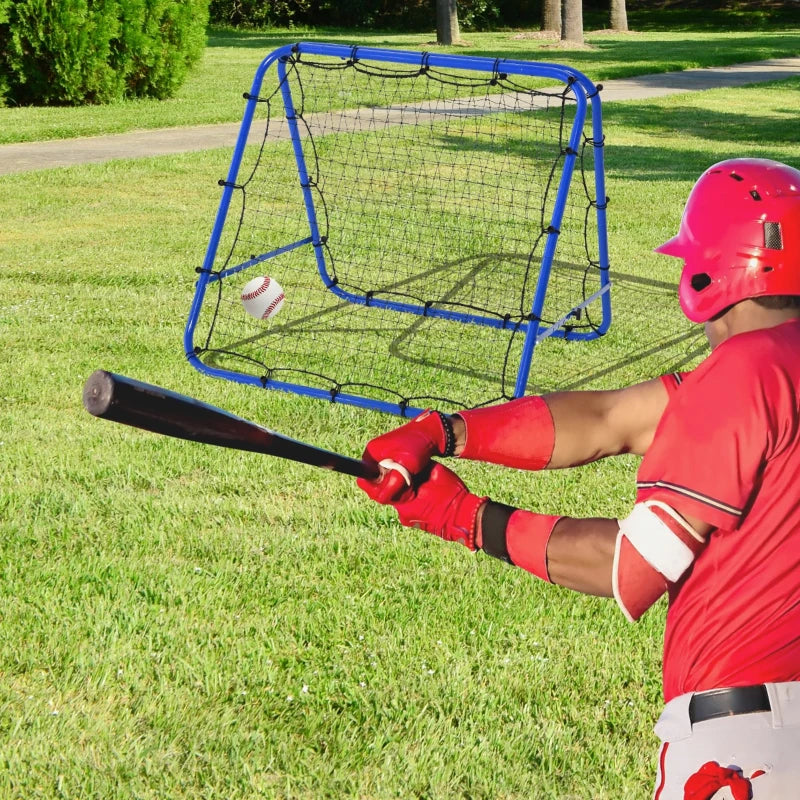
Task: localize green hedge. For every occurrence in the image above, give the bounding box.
[0,0,209,106]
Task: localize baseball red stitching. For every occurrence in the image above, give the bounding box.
[241,276,271,302]
[262,292,285,319]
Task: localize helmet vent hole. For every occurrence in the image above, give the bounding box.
[690,273,712,292]
[764,222,783,249]
[763,266,774,273]
[750,190,762,201]
[729,172,744,182]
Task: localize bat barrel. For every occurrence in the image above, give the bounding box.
[82,370,379,480]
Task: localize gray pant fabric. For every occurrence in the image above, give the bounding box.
[652,682,800,799]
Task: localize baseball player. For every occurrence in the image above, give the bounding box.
[357,158,800,799]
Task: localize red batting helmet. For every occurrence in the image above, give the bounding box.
[655,158,800,323]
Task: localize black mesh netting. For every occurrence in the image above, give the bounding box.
[191,49,617,413]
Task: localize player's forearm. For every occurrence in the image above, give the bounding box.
[451,379,668,469]
[450,393,624,468]
[475,505,616,596]
[544,516,617,596]
[475,503,617,596]
[544,391,636,467]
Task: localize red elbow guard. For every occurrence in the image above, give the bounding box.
[457,396,555,470]
[613,501,706,622]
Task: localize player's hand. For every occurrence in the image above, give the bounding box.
[360,409,453,503]
[390,463,488,551]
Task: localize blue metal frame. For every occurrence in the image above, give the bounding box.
[185,42,611,415]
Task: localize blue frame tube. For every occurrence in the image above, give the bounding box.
[210,237,314,283]
[184,45,296,359]
[589,89,612,336]
[276,56,334,290]
[185,42,612,415]
[512,79,588,397]
[535,283,611,343]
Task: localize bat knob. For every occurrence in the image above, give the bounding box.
[83,370,115,417]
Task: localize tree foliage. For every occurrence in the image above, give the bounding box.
[205,1,640,32]
[0,0,208,106]
[208,0,514,30]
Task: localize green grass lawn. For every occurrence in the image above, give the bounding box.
[0,24,798,144]
[1,35,800,800]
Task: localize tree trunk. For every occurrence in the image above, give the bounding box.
[561,0,583,44]
[610,0,628,31]
[541,0,561,33]
[436,0,460,45]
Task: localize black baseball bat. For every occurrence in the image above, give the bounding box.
[82,370,380,480]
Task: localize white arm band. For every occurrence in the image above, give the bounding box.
[613,501,706,622]
[618,501,702,583]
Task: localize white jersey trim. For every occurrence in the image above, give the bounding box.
[636,480,743,517]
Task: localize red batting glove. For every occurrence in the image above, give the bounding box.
[360,409,454,503]
[390,463,487,551]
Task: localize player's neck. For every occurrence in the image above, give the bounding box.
[705,301,800,349]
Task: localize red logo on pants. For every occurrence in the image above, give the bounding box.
[684,761,766,800]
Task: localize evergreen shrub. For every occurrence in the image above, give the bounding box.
[0,0,209,106]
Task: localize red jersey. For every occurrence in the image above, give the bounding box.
[636,319,800,702]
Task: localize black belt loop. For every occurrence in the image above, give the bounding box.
[688,685,771,725]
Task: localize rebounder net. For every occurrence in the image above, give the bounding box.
[185,43,611,415]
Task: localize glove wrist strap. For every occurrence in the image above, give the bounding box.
[453,492,488,551]
[479,502,515,563]
[412,409,455,457]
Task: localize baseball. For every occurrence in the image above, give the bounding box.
[240,275,285,320]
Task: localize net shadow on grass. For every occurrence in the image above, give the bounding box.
[201,251,543,409]
[523,268,708,394]
[201,250,705,408]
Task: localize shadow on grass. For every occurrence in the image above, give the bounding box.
[432,133,794,191]
[628,2,800,33]
[206,28,800,82]
[606,97,800,148]
[199,247,704,404]
[459,33,800,80]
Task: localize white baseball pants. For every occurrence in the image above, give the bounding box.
[652,682,800,799]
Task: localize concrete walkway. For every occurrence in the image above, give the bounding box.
[1,57,798,176]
